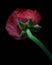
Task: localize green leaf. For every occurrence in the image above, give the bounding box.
[16,19,26,30]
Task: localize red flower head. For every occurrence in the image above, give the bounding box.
[5,8,42,40]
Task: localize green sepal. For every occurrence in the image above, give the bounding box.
[26,19,34,28]
[16,19,42,37]
[16,19,26,30]
[20,31,26,37]
[32,25,42,32]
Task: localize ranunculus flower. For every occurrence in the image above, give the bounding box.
[5,8,42,40]
[5,9,52,61]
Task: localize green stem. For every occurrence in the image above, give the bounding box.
[26,28,52,62]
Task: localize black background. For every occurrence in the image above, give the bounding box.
[0,0,52,64]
